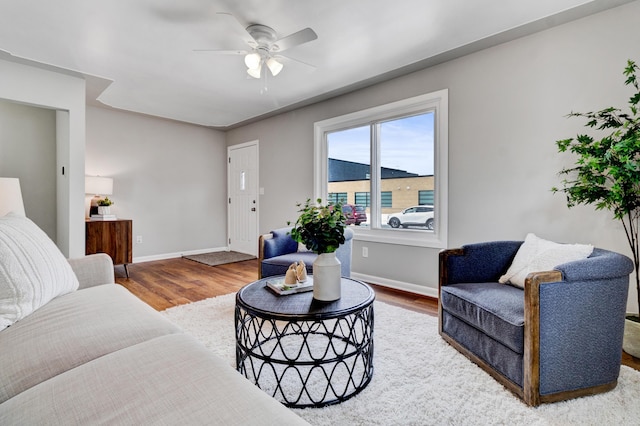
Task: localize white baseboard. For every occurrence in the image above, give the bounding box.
[350,272,439,299]
[133,246,229,264]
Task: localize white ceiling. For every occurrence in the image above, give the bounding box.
[0,0,631,129]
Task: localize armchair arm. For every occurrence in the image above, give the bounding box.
[554,248,634,282]
[522,270,562,406]
[258,233,272,263]
[68,253,115,290]
[523,267,629,405]
[440,241,523,286]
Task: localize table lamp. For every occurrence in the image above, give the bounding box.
[0,177,26,217]
[85,176,113,216]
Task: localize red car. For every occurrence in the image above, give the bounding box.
[342,204,368,226]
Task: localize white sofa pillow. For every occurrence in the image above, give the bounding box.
[499,233,594,289]
[0,214,79,330]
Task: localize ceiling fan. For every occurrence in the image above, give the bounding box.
[195,13,318,79]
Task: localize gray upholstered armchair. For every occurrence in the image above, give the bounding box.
[439,241,633,406]
[258,227,353,279]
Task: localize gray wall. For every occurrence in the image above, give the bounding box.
[226,1,640,310]
[86,106,228,260]
[0,99,57,240]
[0,57,86,258]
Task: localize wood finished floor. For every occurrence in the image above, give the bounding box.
[115,257,640,371]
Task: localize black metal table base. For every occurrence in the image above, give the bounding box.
[235,302,374,408]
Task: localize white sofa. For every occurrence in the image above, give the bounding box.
[0,215,308,425]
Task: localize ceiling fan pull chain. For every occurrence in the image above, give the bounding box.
[261,70,269,94]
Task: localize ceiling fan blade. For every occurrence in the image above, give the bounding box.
[275,54,316,70]
[215,12,257,46]
[273,28,317,52]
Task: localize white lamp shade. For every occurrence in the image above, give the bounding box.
[85,176,113,195]
[0,177,26,217]
[266,58,283,76]
[244,52,261,70]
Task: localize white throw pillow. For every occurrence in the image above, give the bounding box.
[0,214,79,330]
[499,233,594,289]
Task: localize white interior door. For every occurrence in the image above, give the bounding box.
[228,141,258,256]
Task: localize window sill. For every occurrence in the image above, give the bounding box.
[350,226,447,249]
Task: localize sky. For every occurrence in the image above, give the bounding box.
[327,112,435,176]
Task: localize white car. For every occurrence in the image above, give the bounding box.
[387,205,434,230]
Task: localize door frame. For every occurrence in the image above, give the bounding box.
[227,140,259,255]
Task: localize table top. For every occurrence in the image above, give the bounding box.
[236,276,375,321]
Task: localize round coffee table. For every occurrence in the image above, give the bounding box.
[235,276,375,408]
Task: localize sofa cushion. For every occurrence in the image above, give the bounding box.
[440,282,525,354]
[0,284,181,403]
[0,214,79,331]
[441,310,523,387]
[0,333,309,426]
[499,233,593,288]
[261,251,317,278]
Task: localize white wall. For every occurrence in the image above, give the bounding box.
[86,106,228,260]
[227,1,640,311]
[0,100,57,240]
[0,57,85,257]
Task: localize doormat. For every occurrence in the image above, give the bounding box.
[182,251,256,267]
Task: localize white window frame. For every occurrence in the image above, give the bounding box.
[313,89,448,248]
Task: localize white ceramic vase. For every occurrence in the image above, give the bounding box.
[623,315,640,358]
[97,206,111,215]
[313,252,341,301]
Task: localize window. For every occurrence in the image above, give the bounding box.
[314,90,448,248]
[381,191,392,208]
[418,190,434,205]
[355,192,370,207]
[328,192,347,204]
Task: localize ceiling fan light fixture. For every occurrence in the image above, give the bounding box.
[244,52,261,69]
[266,57,283,76]
[247,65,262,79]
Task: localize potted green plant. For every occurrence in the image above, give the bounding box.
[97,197,113,215]
[553,59,640,357]
[289,198,347,301]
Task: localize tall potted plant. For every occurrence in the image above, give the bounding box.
[289,198,347,301]
[553,59,640,356]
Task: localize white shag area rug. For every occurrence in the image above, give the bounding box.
[161,293,640,425]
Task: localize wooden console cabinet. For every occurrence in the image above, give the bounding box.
[85,219,133,277]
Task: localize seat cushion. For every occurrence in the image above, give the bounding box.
[441,311,523,387]
[0,284,181,403]
[0,333,309,426]
[440,282,525,354]
[261,252,317,278]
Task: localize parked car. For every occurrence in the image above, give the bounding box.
[387,205,434,230]
[342,204,368,226]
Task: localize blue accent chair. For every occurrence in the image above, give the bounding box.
[439,241,633,406]
[258,227,353,278]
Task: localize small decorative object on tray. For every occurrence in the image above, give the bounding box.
[295,260,307,282]
[266,275,314,296]
[285,264,298,284]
